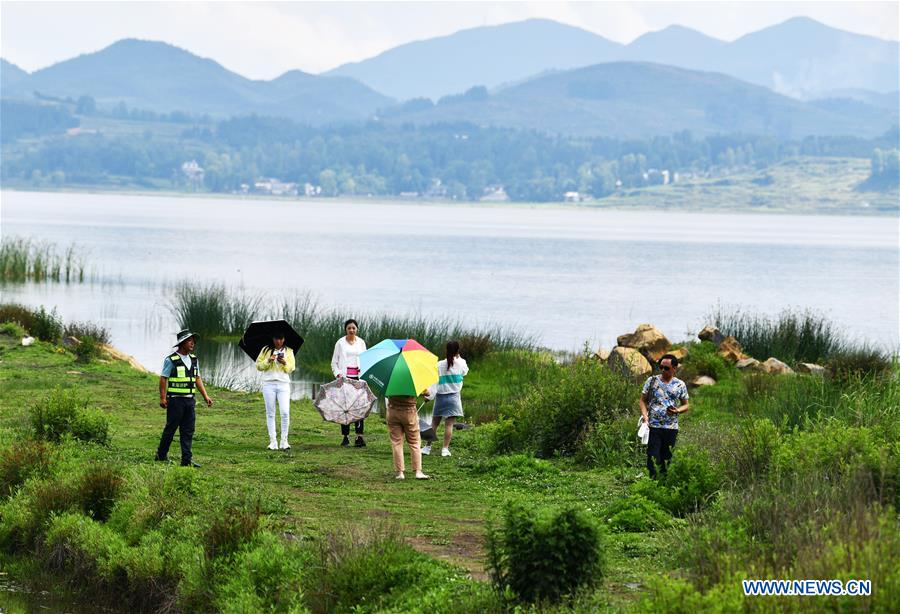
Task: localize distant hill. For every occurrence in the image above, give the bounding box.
[327,17,899,101]
[327,19,622,101]
[1,39,393,123]
[383,62,895,139]
[1,59,29,89]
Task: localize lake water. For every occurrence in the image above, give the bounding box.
[2,190,898,391]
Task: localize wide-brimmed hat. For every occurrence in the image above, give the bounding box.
[174,329,199,347]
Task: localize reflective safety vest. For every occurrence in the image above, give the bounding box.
[166,353,198,395]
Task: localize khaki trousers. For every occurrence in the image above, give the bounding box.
[386,406,421,473]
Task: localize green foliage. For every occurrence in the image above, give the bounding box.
[678,341,733,382]
[0,440,54,498]
[0,320,26,337]
[501,358,636,458]
[30,388,110,445]
[74,465,122,522]
[73,335,103,363]
[827,346,893,380]
[203,504,261,561]
[602,494,671,532]
[0,100,79,141]
[578,415,635,468]
[0,237,86,283]
[711,306,847,364]
[170,281,262,337]
[486,501,605,604]
[64,321,111,345]
[0,303,39,332]
[31,306,64,342]
[722,418,780,482]
[632,446,724,516]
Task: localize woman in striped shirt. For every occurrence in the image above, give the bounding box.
[423,340,468,457]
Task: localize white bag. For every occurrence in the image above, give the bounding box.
[637,417,650,445]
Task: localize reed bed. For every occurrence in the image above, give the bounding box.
[0,237,87,283]
[170,283,535,368]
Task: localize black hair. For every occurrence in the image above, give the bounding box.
[344,319,358,331]
[272,331,286,339]
[659,353,679,368]
[446,340,460,369]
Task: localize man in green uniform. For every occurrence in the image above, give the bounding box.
[155,329,213,467]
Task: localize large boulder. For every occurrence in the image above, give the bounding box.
[608,346,652,377]
[697,325,726,346]
[593,347,611,361]
[735,357,761,371]
[669,347,689,362]
[690,375,717,387]
[797,362,826,376]
[760,357,794,375]
[616,324,671,363]
[717,336,748,362]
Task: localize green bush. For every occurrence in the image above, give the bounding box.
[578,415,635,468]
[631,446,724,516]
[0,303,38,332]
[63,321,111,345]
[203,504,261,561]
[0,320,26,337]
[827,346,892,380]
[722,418,780,482]
[75,465,123,522]
[502,358,636,458]
[31,305,63,342]
[486,501,605,604]
[678,341,733,382]
[0,440,54,498]
[73,335,103,363]
[602,494,672,532]
[30,388,110,445]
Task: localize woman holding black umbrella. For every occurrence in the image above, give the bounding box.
[256,332,296,450]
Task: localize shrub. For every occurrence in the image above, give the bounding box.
[0,320,26,337]
[722,418,780,482]
[486,501,605,604]
[631,446,724,516]
[470,453,561,480]
[73,335,103,363]
[602,494,671,532]
[678,341,733,382]
[64,321,111,345]
[503,358,636,458]
[30,388,110,445]
[203,504,261,561]
[0,303,38,332]
[0,440,54,498]
[75,465,123,522]
[578,415,635,468]
[31,305,63,342]
[827,346,892,380]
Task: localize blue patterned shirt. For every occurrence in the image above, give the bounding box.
[642,375,689,430]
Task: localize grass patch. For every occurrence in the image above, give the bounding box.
[0,236,87,283]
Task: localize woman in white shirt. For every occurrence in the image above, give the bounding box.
[255,332,296,450]
[423,340,468,458]
[330,318,368,447]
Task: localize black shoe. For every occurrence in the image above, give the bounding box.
[154,454,168,462]
[341,436,350,447]
[355,436,366,448]
[181,461,201,468]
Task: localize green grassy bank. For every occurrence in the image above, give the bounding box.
[0,320,897,612]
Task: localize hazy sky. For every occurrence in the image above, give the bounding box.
[2,1,898,79]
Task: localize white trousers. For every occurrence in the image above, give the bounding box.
[262,382,291,442]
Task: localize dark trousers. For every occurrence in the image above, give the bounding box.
[156,396,196,465]
[341,420,365,436]
[647,427,678,478]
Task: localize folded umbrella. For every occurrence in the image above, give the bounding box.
[314,377,378,425]
[238,319,304,361]
[358,339,438,397]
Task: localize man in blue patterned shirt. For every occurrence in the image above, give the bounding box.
[639,353,690,478]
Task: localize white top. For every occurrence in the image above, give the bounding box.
[435,356,469,394]
[331,336,367,377]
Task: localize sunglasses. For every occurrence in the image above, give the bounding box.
[659,365,672,371]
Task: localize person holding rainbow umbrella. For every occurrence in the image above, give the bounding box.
[359,339,438,480]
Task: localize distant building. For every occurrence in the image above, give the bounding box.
[480,186,509,202]
[425,179,448,198]
[304,183,322,197]
[181,160,204,188]
[564,191,583,203]
[254,178,298,196]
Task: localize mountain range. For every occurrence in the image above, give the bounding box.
[328,17,899,101]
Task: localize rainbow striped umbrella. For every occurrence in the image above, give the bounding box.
[358,339,438,397]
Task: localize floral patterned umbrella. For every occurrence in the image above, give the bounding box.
[313,376,378,425]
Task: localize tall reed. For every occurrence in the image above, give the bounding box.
[0,237,86,283]
[168,282,262,337]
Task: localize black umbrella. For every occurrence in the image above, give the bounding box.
[238,319,304,361]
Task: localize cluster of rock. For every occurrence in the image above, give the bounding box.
[596,323,827,386]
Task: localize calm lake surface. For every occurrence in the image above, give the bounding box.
[2,190,898,390]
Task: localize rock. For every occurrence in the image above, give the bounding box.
[99,343,149,373]
[697,325,726,345]
[21,336,35,346]
[62,336,82,347]
[690,375,716,387]
[735,357,761,371]
[593,347,611,361]
[797,362,826,376]
[669,347,689,362]
[760,357,794,375]
[608,346,652,377]
[616,324,671,363]
[717,336,748,362]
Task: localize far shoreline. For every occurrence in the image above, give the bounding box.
[2,185,897,218]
